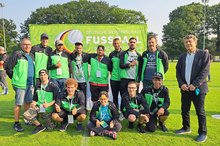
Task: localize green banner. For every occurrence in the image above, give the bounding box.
[29,24,147,54]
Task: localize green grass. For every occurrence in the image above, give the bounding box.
[0,62,220,146]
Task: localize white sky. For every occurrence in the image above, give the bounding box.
[0,0,219,45]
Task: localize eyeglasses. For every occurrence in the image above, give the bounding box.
[128,87,137,89]
[22,44,31,46]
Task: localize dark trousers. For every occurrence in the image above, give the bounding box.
[120,78,135,96]
[78,82,87,108]
[90,84,108,102]
[87,121,122,133]
[110,80,121,109]
[181,91,207,135]
[0,71,8,89]
[146,110,169,132]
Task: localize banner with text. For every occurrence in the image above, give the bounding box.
[29,24,147,54]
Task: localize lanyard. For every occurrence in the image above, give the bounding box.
[99,105,108,121]
[40,84,48,103]
[67,95,75,111]
[152,88,161,106]
[97,56,103,69]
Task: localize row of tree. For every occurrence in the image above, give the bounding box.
[0,1,219,58]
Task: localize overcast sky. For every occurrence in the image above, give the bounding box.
[0,0,219,45]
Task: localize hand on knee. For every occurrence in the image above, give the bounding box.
[128,114,136,122]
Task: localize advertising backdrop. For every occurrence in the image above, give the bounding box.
[29,24,147,54]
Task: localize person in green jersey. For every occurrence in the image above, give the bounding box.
[23,69,59,134]
[52,78,86,132]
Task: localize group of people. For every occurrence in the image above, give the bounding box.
[1,33,210,142]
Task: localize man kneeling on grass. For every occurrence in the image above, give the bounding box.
[23,69,59,134]
[52,78,86,132]
[141,72,170,132]
[87,91,122,140]
[121,81,150,133]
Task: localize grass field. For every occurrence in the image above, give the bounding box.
[0,62,220,146]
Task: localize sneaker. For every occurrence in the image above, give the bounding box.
[137,123,146,133]
[13,123,24,132]
[32,126,46,134]
[24,119,34,126]
[128,122,134,129]
[196,134,207,142]
[175,127,191,134]
[103,130,117,140]
[3,88,8,95]
[59,122,69,132]
[76,123,83,132]
[90,130,95,137]
[159,124,168,132]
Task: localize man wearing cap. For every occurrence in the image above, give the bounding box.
[120,37,142,96]
[175,34,210,142]
[121,81,150,133]
[88,91,121,140]
[141,35,169,88]
[85,45,112,103]
[31,33,53,86]
[52,78,86,132]
[23,69,59,134]
[47,39,70,91]
[5,38,35,132]
[141,72,170,132]
[0,46,9,94]
[109,38,123,109]
[69,42,88,108]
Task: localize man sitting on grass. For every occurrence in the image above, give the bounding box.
[23,69,59,134]
[141,72,170,132]
[87,91,122,140]
[121,81,150,133]
[52,78,86,132]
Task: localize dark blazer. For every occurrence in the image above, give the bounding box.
[176,49,210,94]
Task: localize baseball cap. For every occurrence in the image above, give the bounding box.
[75,41,83,46]
[39,69,49,76]
[55,40,64,46]
[152,72,163,79]
[40,33,49,39]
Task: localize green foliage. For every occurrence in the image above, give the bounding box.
[162,3,204,59]
[20,0,146,38]
[0,18,18,54]
[0,62,220,146]
[206,3,220,51]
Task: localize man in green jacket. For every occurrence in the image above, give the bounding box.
[23,69,59,134]
[120,37,142,96]
[5,38,35,132]
[47,40,70,91]
[109,38,123,109]
[85,45,112,103]
[141,35,168,88]
[31,33,53,86]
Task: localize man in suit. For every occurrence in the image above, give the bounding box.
[175,34,210,142]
